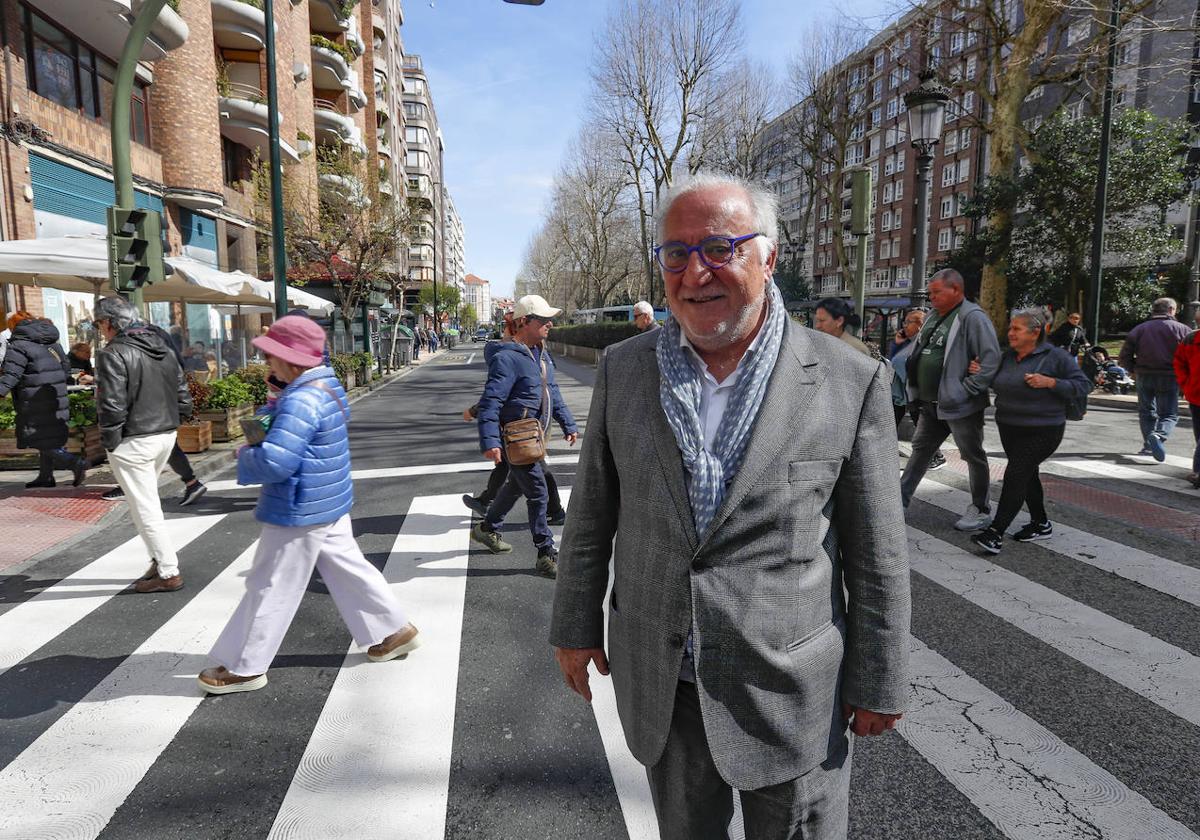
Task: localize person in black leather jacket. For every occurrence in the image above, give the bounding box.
[0,312,87,488]
[94,296,192,593]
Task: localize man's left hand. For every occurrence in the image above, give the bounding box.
[843,704,902,737]
[565,433,578,446]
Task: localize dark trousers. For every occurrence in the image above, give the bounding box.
[993,422,1064,533]
[646,681,853,840]
[36,447,81,480]
[479,460,564,515]
[167,443,195,484]
[900,404,990,511]
[484,460,553,552]
[1190,403,1200,475]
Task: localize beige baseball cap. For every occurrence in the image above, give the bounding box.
[513,294,562,319]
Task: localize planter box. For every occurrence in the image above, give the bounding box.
[177,421,213,453]
[0,425,103,469]
[196,404,253,442]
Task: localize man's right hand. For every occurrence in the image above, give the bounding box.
[484,447,503,464]
[554,646,609,703]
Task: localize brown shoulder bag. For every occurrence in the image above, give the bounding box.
[501,347,549,466]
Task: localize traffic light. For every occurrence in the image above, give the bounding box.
[107,206,165,293]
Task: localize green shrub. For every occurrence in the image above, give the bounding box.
[549,322,641,349]
[0,396,15,431]
[233,364,271,405]
[310,35,354,65]
[199,376,254,411]
[67,391,97,429]
[354,351,374,370]
[331,353,355,388]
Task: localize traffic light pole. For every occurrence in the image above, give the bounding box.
[111,0,168,312]
[263,0,289,317]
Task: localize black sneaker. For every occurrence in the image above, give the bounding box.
[928,451,947,471]
[1013,521,1053,542]
[25,477,55,489]
[461,494,489,516]
[970,527,1003,555]
[535,549,559,579]
[547,510,567,527]
[180,481,207,506]
[102,486,124,500]
[72,458,88,487]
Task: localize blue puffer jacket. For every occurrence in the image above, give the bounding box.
[237,366,353,527]
[477,341,576,453]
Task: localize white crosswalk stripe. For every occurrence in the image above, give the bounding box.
[0,483,1197,839]
[1047,456,1200,497]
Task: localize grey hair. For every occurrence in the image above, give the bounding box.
[654,171,778,261]
[1151,297,1177,315]
[633,300,654,316]
[1010,307,1048,343]
[94,296,140,332]
[929,268,965,291]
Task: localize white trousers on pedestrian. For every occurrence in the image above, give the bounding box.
[108,431,179,577]
[209,513,409,677]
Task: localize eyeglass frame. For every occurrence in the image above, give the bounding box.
[653,232,766,274]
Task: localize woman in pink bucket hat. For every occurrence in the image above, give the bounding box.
[198,316,420,694]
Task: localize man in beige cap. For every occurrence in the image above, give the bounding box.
[471,294,578,577]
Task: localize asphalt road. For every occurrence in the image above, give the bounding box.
[0,343,1197,840]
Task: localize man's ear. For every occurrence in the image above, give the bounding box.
[764,245,777,279]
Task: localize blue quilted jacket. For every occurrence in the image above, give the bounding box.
[237,366,353,527]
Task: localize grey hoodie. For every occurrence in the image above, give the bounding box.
[905,299,1001,421]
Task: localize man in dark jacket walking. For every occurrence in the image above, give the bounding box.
[1119,297,1192,461]
[94,297,193,593]
[0,312,87,488]
[472,294,577,578]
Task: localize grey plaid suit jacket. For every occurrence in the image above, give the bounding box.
[550,318,911,791]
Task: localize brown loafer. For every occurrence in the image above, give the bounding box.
[197,666,267,695]
[134,574,183,593]
[367,624,421,663]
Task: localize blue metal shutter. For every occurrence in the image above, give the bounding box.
[178,208,218,254]
[29,152,163,225]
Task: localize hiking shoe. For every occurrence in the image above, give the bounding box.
[134,574,183,593]
[72,458,87,487]
[1147,433,1166,463]
[471,523,512,554]
[102,486,124,500]
[180,481,207,506]
[928,451,947,471]
[954,505,993,532]
[367,624,421,662]
[1013,521,1053,542]
[25,477,55,489]
[536,549,559,579]
[197,666,267,695]
[970,527,1003,555]
[461,494,489,516]
[547,510,567,527]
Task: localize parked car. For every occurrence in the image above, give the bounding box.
[473,328,490,342]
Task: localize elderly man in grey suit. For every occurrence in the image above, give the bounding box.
[550,172,911,839]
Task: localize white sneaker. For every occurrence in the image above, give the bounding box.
[954,505,993,531]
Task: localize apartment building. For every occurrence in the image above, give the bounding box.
[0,0,409,347]
[462,272,490,326]
[443,188,465,291]
[402,52,440,310]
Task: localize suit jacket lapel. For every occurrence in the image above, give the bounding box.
[699,320,824,551]
[638,346,699,552]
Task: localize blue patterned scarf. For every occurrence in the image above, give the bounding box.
[656,282,787,537]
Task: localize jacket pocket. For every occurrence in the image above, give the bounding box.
[787,617,845,653]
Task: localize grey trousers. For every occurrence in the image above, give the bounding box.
[900,403,991,512]
[646,681,853,840]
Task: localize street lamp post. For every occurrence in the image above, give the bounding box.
[904,70,952,308]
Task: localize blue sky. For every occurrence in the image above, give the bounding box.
[401,0,900,297]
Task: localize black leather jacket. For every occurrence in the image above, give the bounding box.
[96,324,192,451]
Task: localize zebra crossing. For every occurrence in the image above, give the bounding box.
[0,461,1197,839]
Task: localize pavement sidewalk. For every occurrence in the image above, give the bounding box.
[0,351,452,571]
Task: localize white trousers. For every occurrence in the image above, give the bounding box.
[210,514,409,676]
[108,431,179,577]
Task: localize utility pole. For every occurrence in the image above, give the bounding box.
[110,0,169,313]
[1086,0,1121,346]
[263,0,288,318]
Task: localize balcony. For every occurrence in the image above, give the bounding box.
[310,0,355,33]
[379,179,393,197]
[219,83,300,162]
[313,98,355,143]
[377,140,392,159]
[372,9,386,38]
[345,14,365,57]
[27,0,187,61]
[311,40,352,90]
[211,0,266,50]
[347,70,367,111]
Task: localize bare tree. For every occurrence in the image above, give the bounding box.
[691,58,782,179]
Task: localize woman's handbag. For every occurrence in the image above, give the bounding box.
[500,348,549,466]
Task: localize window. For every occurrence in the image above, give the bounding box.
[403,101,428,120]
[1113,87,1127,107]
[902,66,912,82]
[1114,41,1131,66]
[966,28,978,47]
[966,56,978,80]
[955,193,969,216]
[904,32,912,49]
[222,136,247,187]
[406,149,431,169]
[950,32,964,55]
[887,97,898,119]
[1067,19,1090,46]
[894,209,902,228]
[937,227,952,251]
[24,7,151,144]
[890,68,900,89]
[960,127,971,147]
[895,151,905,172]
[883,182,894,203]
[879,239,891,259]
[944,130,958,155]
[1066,99,1085,121]
[954,227,966,249]
[940,196,954,218]
[874,50,885,72]
[1193,77,1200,104]
[872,79,883,101]
[892,237,900,257]
[881,209,892,231]
[942,163,956,186]
[1025,85,1044,102]
[930,44,942,68]
[884,156,895,176]
[894,180,904,201]
[405,126,430,145]
[957,159,971,183]
[870,106,881,127]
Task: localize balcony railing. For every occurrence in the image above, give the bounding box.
[313,98,340,113]
[221,82,266,104]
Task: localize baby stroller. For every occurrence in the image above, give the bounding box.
[1082,347,1134,394]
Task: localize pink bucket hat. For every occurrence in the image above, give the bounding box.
[252,315,326,367]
